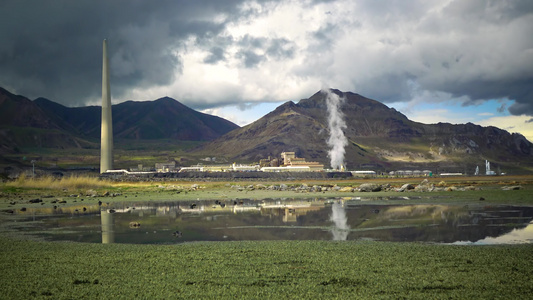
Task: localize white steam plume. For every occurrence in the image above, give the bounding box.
[322,89,348,170]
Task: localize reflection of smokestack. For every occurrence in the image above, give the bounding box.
[100,39,113,173]
[101,210,115,244]
[330,201,349,240]
[322,89,348,170]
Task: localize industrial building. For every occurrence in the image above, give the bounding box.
[259,152,324,172]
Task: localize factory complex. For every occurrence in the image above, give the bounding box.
[126,152,326,174]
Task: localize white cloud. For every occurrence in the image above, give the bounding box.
[476,115,533,142]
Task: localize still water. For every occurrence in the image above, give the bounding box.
[7,198,533,245]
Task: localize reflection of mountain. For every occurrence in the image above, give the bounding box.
[454,222,533,245]
[348,204,533,243]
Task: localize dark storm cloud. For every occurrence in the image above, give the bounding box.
[0,0,250,106]
[311,23,339,51]
[236,50,265,68]
[204,47,226,64]
[347,0,533,116]
[234,35,295,68]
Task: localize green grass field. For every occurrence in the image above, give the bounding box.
[1,239,532,299]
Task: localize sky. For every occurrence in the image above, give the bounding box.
[1,0,532,141]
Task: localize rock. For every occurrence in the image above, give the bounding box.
[86,190,97,197]
[359,183,381,192]
[501,186,521,191]
[397,184,414,192]
[339,187,354,192]
[29,199,42,203]
[129,221,141,228]
[437,181,447,187]
[102,191,110,196]
[464,186,477,191]
[415,184,434,192]
[380,183,391,191]
[414,179,434,192]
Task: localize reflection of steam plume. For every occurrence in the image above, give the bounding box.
[330,201,349,240]
[322,89,348,170]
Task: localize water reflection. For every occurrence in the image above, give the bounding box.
[8,199,533,245]
[453,222,533,245]
[101,210,114,244]
[330,201,349,240]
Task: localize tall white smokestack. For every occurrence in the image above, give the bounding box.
[100,39,113,173]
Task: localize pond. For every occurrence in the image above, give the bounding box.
[5,198,533,245]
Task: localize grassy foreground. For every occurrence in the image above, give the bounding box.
[1,238,532,299]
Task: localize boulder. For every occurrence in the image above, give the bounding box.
[501,186,521,191]
[397,184,414,192]
[255,184,267,190]
[129,222,141,228]
[86,189,97,197]
[415,184,434,192]
[359,183,381,192]
[380,183,392,191]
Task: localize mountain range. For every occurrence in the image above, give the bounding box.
[198,89,533,172]
[1,86,532,173]
[0,86,239,154]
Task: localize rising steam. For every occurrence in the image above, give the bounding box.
[322,89,348,170]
